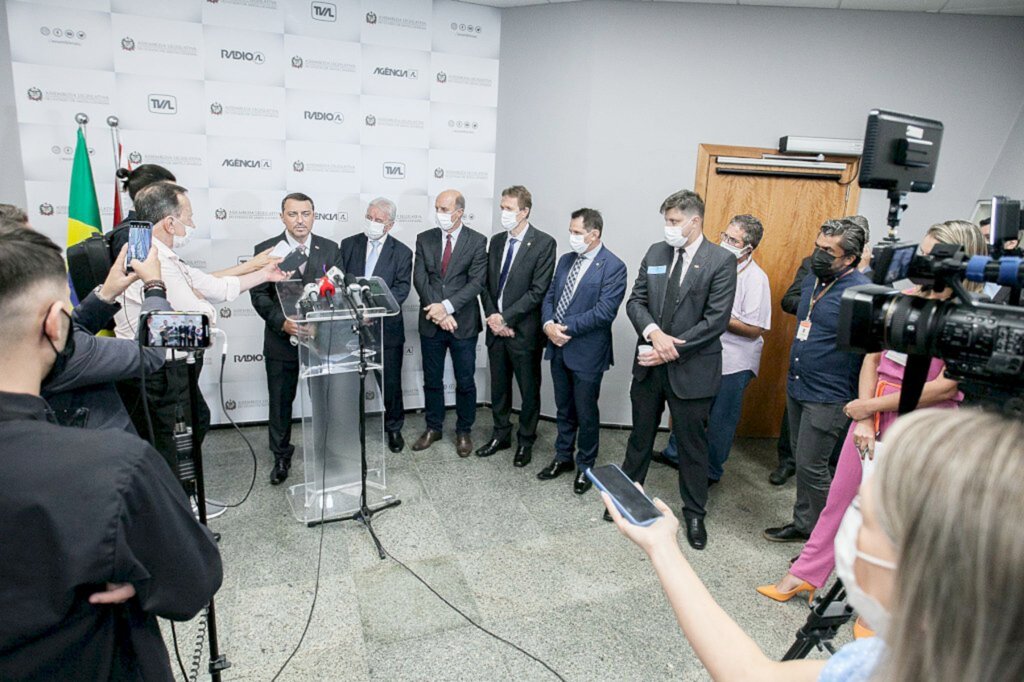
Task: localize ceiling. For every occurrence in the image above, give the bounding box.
[460,0,1024,16]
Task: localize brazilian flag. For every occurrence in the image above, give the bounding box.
[66,127,102,305]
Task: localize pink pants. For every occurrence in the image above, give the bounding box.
[790,421,862,588]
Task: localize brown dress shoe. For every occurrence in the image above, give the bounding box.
[412,430,442,451]
[456,433,473,457]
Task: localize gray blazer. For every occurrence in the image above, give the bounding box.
[626,239,737,399]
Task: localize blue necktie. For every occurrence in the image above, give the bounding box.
[365,239,380,277]
[497,237,518,300]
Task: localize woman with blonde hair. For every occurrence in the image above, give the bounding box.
[604,408,1024,680]
[756,220,984,610]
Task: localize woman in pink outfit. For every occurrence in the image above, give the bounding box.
[757,220,983,604]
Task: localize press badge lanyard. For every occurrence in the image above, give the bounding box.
[797,268,852,341]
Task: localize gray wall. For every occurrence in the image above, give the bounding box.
[981,100,1024,199]
[0,1,26,208]
[496,0,1024,425]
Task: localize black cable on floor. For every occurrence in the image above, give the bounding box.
[211,353,257,508]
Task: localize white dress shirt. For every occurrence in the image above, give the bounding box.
[643,234,704,341]
[721,258,772,376]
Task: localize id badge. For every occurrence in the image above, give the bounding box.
[796,320,812,341]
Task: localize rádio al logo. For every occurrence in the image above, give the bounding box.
[291,55,304,68]
[128,151,143,164]
[210,102,223,115]
[436,71,447,84]
[434,167,445,179]
[365,114,376,127]
[39,203,54,216]
[292,160,305,172]
[304,110,344,124]
[219,307,232,319]
[221,49,264,64]
[121,37,135,51]
[365,11,377,24]
[215,208,228,220]
[27,87,42,101]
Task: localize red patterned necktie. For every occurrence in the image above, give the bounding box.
[441,234,453,277]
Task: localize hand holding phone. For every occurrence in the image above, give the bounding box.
[142,312,211,350]
[587,464,663,526]
[126,221,153,273]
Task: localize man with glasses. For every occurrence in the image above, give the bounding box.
[337,197,413,453]
[654,215,771,486]
[763,218,869,543]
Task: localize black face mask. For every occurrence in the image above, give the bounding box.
[811,248,840,282]
[42,309,75,386]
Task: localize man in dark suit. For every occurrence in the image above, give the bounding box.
[412,189,488,457]
[337,197,413,453]
[537,208,627,493]
[250,192,339,485]
[476,186,556,467]
[614,190,737,550]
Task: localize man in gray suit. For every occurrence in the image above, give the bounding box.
[613,190,737,550]
[412,189,488,456]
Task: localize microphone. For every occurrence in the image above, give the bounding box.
[294,282,320,345]
[318,275,335,299]
[344,273,367,309]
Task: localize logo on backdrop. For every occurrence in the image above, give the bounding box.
[215,208,228,220]
[365,115,376,127]
[210,102,223,115]
[315,211,347,222]
[148,94,177,115]
[220,49,265,64]
[27,87,42,101]
[222,158,272,168]
[234,354,265,363]
[292,160,305,172]
[436,71,447,84]
[311,1,336,21]
[39,203,54,216]
[128,151,143,164]
[382,162,406,179]
[450,22,483,35]
[434,168,444,179]
[449,119,480,130]
[303,110,344,124]
[372,66,418,80]
[121,37,135,51]
[225,400,237,411]
[219,307,232,318]
[365,12,377,24]
[291,56,303,69]
[39,26,88,43]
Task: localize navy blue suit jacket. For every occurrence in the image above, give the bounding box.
[541,245,627,373]
[337,233,413,349]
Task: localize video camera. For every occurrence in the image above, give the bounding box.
[836,109,1024,416]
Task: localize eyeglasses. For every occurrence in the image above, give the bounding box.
[719,232,745,248]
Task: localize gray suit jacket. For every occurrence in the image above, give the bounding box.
[627,239,737,399]
[413,225,488,340]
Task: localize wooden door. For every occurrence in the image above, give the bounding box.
[695,144,861,438]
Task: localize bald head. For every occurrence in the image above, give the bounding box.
[435,189,466,231]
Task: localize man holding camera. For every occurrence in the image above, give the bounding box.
[113,182,287,474]
[0,228,222,681]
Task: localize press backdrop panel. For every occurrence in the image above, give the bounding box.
[7,0,500,424]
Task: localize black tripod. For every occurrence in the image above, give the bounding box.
[782,579,855,660]
[312,296,400,560]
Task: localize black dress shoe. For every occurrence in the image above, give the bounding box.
[707,477,720,487]
[412,430,442,451]
[513,445,532,468]
[763,524,810,543]
[475,438,511,458]
[270,457,291,485]
[685,516,707,550]
[536,460,574,481]
[573,470,592,495]
[388,431,405,453]
[603,509,614,523]
[650,450,679,470]
[769,463,796,486]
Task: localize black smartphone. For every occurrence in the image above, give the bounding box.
[586,464,663,526]
[142,312,211,350]
[278,247,308,274]
[126,221,153,272]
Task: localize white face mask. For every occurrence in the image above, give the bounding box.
[500,210,520,231]
[435,211,455,231]
[364,219,386,241]
[171,217,195,250]
[834,499,896,637]
[721,241,749,260]
[664,224,687,249]
[569,232,589,254]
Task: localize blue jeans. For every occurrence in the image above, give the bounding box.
[421,330,478,433]
[662,370,755,480]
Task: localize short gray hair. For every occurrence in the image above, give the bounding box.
[820,218,867,265]
[368,197,397,223]
[135,182,188,225]
[730,214,764,249]
[660,190,704,219]
[844,214,871,243]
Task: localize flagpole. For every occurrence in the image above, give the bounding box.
[107,115,120,173]
[75,111,88,137]
[107,115,125,227]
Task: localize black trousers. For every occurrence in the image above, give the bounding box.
[488,338,543,447]
[118,359,211,476]
[374,344,405,433]
[620,365,713,519]
[266,357,300,461]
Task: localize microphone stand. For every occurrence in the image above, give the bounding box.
[322,285,400,559]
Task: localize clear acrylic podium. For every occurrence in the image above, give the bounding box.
[276,278,401,525]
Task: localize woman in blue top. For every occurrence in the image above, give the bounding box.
[603,408,1024,681]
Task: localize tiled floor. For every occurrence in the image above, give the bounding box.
[165,410,847,681]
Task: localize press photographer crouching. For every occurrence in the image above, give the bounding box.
[0,229,221,681]
[604,408,1024,681]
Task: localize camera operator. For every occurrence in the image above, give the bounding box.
[113,181,288,473]
[605,407,1024,681]
[757,219,981,612]
[0,228,222,681]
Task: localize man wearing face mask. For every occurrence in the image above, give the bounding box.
[477,186,556,466]
[337,197,412,454]
[763,218,869,543]
[611,190,737,550]
[252,193,340,484]
[412,189,488,456]
[114,182,289,474]
[0,228,222,681]
[655,215,771,485]
[538,208,627,491]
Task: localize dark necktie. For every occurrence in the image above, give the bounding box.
[496,237,518,300]
[554,254,585,323]
[660,248,685,328]
[441,234,453,277]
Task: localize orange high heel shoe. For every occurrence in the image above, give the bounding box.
[853,617,876,639]
[756,580,816,604]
